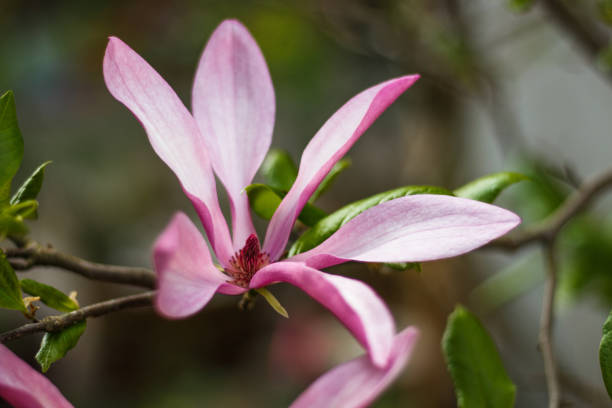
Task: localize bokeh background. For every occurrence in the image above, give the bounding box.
[2,0,612,406]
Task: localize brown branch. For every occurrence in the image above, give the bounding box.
[485,168,612,407]
[4,244,156,289]
[540,0,612,84]
[488,168,612,250]
[0,291,155,343]
[541,0,608,58]
[539,242,561,408]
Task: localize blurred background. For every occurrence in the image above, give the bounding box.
[2,0,612,406]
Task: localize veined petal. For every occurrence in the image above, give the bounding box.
[263,75,419,260]
[154,212,232,319]
[103,37,233,264]
[250,262,395,368]
[0,344,73,408]
[193,20,275,249]
[290,195,520,269]
[290,327,419,408]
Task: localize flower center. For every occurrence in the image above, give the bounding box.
[226,234,270,288]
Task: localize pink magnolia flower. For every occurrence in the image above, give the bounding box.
[0,328,417,408]
[0,344,72,408]
[103,19,519,369]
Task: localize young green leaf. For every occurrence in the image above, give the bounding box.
[508,0,534,13]
[0,212,28,239]
[20,279,79,313]
[310,158,351,203]
[260,149,298,191]
[0,253,26,312]
[36,321,86,372]
[246,184,326,227]
[454,172,527,204]
[288,185,452,257]
[11,161,51,206]
[0,91,24,207]
[384,262,421,272]
[4,199,38,219]
[255,288,289,318]
[599,309,612,399]
[442,305,516,408]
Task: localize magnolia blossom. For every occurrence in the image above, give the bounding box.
[0,344,72,408]
[0,328,417,408]
[103,19,519,371]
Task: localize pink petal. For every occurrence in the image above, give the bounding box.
[290,195,521,269]
[153,212,235,319]
[263,75,419,260]
[0,344,73,408]
[193,20,275,249]
[290,327,419,408]
[249,262,395,368]
[103,37,233,265]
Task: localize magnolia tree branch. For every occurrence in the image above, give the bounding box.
[4,245,156,289]
[541,0,609,57]
[486,168,612,407]
[540,0,612,85]
[539,242,560,408]
[489,168,612,250]
[0,291,155,343]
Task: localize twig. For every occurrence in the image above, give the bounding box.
[489,168,612,250]
[486,168,612,407]
[4,244,156,289]
[540,0,608,58]
[0,291,155,343]
[540,0,612,84]
[539,242,560,408]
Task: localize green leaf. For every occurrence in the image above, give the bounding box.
[598,0,612,26]
[0,253,25,312]
[508,0,534,13]
[246,184,326,227]
[442,305,516,408]
[0,200,36,238]
[20,279,79,313]
[288,185,452,257]
[310,158,351,203]
[384,262,421,272]
[255,288,289,318]
[0,212,28,239]
[600,310,612,399]
[4,199,38,219]
[260,149,298,191]
[0,91,24,207]
[11,161,51,208]
[36,321,86,372]
[454,172,527,203]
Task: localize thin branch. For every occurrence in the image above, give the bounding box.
[489,168,612,250]
[4,244,156,289]
[539,242,560,408]
[540,0,612,84]
[0,291,155,343]
[540,0,609,58]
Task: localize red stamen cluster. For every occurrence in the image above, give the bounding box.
[227,234,270,287]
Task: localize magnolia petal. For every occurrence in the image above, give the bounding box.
[193,20,275,249]
[290,327,419,408]
[290,195,521,269]
[0,344,73,408]
[250,262,395,368]
[153,212,232,319]
[263,75,419,260]
[103,37,233,264]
